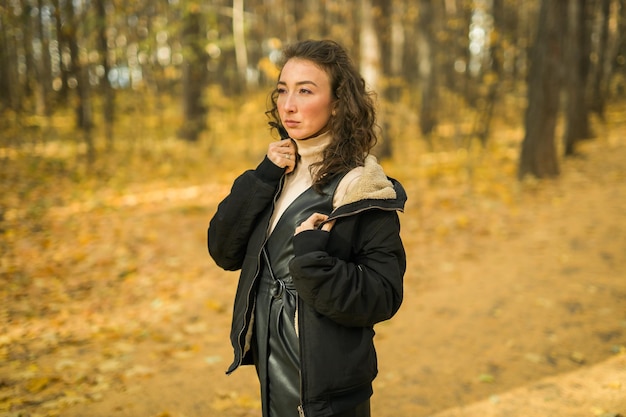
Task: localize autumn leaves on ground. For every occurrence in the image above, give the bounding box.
[1,101,625,417]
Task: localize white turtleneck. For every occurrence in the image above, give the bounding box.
[267,131,363,234]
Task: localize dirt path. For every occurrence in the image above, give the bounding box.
[2,123,625,417]
[431,353,625,417]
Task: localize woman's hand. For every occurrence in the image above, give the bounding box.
[267,139,297,174]
[295,213,335,235]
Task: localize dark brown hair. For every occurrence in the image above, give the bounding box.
[266,39,378,192]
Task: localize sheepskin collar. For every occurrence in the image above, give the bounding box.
[339,155,397,206]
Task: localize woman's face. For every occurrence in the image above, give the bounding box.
[277,58,334,140]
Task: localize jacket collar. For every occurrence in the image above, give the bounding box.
[339,155,398,206]
[325,155,406,224]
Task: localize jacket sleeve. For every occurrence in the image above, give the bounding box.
[208,157,284,271]
[289,209,405,327]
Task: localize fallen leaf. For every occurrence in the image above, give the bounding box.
[477,373,495,383]
[25,376,50,393]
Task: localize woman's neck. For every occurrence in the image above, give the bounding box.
[293,130,332,166]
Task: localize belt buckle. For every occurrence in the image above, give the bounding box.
[271,279,286,299]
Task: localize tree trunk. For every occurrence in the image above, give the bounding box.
[36,0,52,117]
[360,0,380,93]
[518,0,566,180]
[472,0,504,148]
[614,0,626,93]
[72,56,95,163]
[417,0,438,142]
[179,7,207,142]
[66,1,86,128]
[0,13,7,111]
[52,0,69,103]
[232,0,248,91]
[376,0,404,159]
[388,0,405,95]
[79,66,95,164]
[96,0,115,149]
[64,0,94,161]
[0,8,19,112]
[563,0,593,156]
[589,0,611,119]
[22,0,36,104]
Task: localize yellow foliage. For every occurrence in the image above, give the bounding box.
[25,376,51,394]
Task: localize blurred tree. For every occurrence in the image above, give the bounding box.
[96,0,115,149]
[472,0,504,147]
[518,0,566,179]
[614,0,626,93]
[563,0,594,156]
[589,0,612,119]
[360,0,381,94]
[64,0,94,161]
[360,0,389,158]
[0,7,19,113]
[452,1,474,106]
[21,0,37,106]
[375,0,405,159]
[385,0,405,104]
[214,0,239,95]
[0,17,7,112]
[178,4,208,142]
[36,0,53,117]
[416,0,439,144]
[50,0,67,103]
[233,0,248,91]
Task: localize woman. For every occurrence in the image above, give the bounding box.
[208,39,406,417]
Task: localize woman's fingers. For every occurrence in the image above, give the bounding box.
[295,213,332,235]
[320,219,335,232]
[267,139,297,173]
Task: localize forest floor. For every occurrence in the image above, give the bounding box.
[1,108,626,417]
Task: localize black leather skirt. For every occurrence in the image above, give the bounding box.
[253,264,372,417]
[254,265,301,417]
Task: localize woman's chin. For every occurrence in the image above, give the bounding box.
[287,132,305,140]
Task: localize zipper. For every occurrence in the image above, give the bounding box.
[297,296,306,417]
[232,175,286,371]
[231,252,263,372]
[294,295,300,337]
[317,203,400,229]
[296,297,305,417]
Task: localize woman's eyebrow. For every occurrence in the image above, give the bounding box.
[277,80,319,87]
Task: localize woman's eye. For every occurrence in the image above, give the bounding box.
[277,87,287,94]
[299,88,312,94]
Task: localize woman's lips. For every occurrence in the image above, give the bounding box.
[284,120,299,128]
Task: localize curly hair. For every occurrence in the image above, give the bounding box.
[266,39,378,192]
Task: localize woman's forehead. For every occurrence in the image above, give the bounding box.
[279,59,330,84]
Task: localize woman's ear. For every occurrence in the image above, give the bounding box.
[331,98,339,116]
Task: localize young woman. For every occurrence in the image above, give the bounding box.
[208,39,406,417]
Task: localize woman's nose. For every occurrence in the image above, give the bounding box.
[282,94,296,112]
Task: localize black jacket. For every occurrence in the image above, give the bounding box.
[208,155,406,416]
